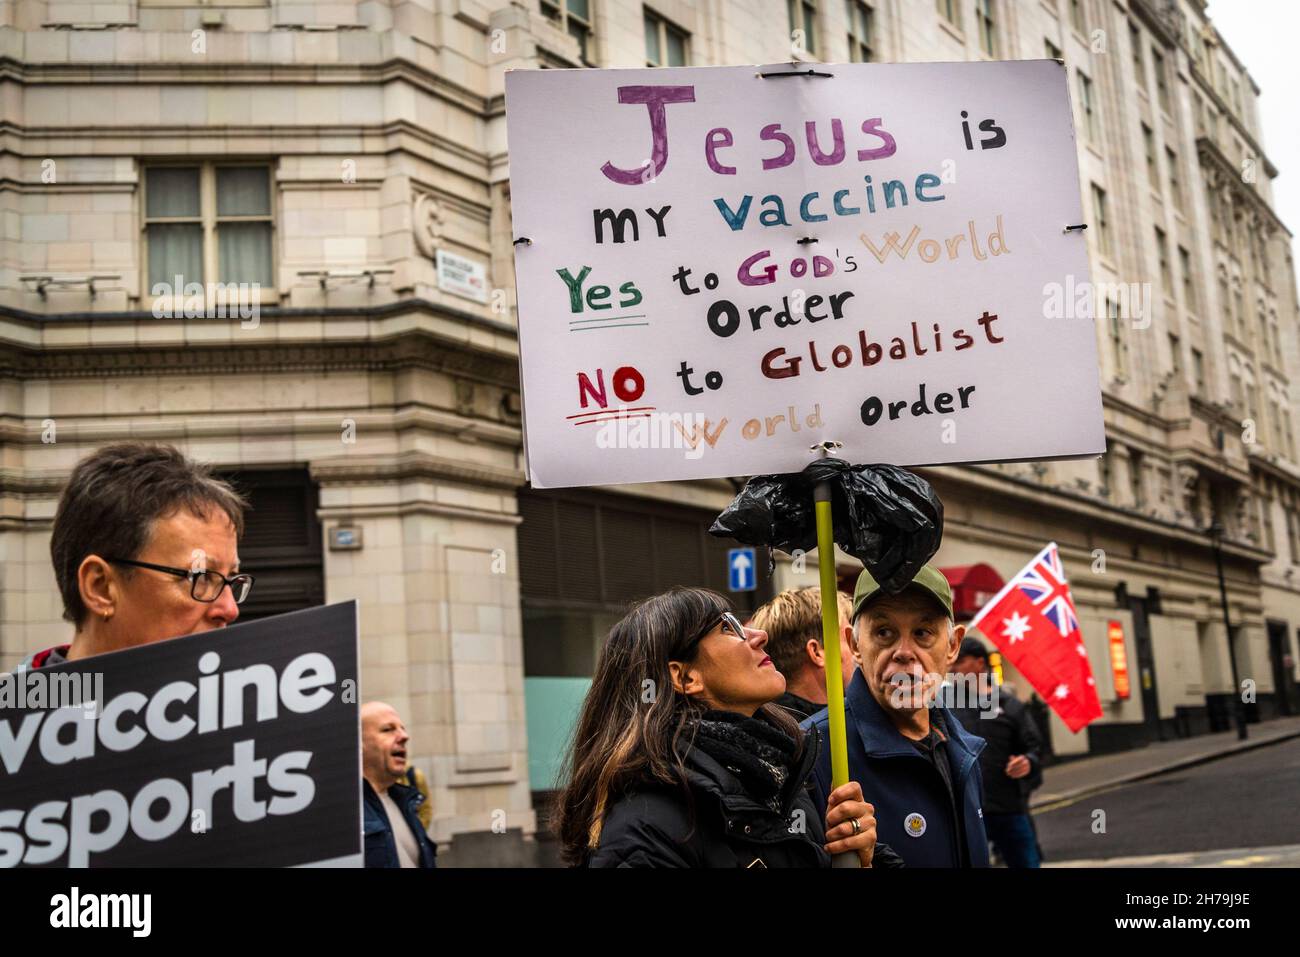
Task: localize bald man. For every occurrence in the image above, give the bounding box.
[361,701,437,868]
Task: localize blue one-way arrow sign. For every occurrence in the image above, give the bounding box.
[728,547,756,592]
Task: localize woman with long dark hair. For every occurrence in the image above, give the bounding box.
[556,586,883,868]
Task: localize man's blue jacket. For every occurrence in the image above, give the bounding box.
[362,779,437,869]
[801,670,990,867]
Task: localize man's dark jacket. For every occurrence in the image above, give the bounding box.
[363,779,437,868]
[950,685,1044,815]
[802,670,990,867]
[587,727,903,868]
[773,691,821,722]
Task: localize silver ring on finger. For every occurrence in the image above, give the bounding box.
[850,817,862,836]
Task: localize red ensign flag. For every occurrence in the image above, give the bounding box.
[969,543,1103,732]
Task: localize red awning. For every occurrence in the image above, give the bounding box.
[939,563,1005,620]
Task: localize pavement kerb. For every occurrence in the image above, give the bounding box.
[1030,726,1300,813]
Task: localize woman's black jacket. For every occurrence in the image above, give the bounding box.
[585,727,903,868]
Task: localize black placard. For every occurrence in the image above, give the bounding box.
[1,602,360,867]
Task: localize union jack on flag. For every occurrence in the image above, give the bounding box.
[969,542,1102,733]
[1013,543,1079,636]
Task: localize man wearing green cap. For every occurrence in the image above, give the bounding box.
[801,564,991,867]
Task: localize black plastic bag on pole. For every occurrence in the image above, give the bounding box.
[708,458,944,594]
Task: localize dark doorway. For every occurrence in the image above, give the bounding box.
[219,468,325,620]
[1267,621,1296,716]
[1128,595,1164,742]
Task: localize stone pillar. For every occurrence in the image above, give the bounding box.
[313,454,534,850]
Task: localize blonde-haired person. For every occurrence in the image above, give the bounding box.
[748,587,857,721]
[555,587,903,868]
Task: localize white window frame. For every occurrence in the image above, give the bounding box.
[847,0,874,63]
[976,0,996,57]
[789,0,819,57]
[142,161,278,311]
[644,8,690,67]
[1077,70,1097,144]
[540,0,595,65]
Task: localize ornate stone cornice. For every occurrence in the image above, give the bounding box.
[922,464,1270,564]
[1196,135,1290,236]
[309,451,525,491]
[0,57,491,116]
[0,302,523,389]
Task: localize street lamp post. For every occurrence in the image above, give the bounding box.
[1208,522,1249,741]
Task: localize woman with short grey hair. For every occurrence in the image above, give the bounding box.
[17,442,251,671]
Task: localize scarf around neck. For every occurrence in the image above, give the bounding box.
[692,709,800,812]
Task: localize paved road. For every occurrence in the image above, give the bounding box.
[1033,737,1300,864]
[1046,843,1300,867]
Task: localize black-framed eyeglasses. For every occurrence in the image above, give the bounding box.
[681,611,747,656]
[106,558,255,605]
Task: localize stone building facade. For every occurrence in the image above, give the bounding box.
[0,0,1297,860]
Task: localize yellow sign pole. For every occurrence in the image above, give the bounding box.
[813,478,859,867]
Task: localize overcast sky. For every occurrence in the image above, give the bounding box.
[1207,0,1299,256]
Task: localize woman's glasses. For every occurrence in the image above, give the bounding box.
[106,558,255,605]
[681,610,747,656]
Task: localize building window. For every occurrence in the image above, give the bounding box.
[1107,298,1124,374]
[936,0,957,26]
[145,164,273,293]
[215,468,324,620]
[1179,246,1196,313]
[1077,71,1097,143]
[1287,507,1300,563]
[1168,333,1182,375]
[1091,183,1111,258]
[1166,147,1183,209]
[789,0,818,55]
[847,0,874,62]
[1233,285,1245,338]
[976,0,996,56]
[1218,274,1231,335]
[1130,23,1146,89]
[1155,227,1171,296]
[1142,124,1158,188]
[1191,348,1205,394]
[644,9,688,66]
[1153,48,1170,113]
[518,488,774,679]
[1069,0,1084,35]
[1258,234,1271,281]
[541,0,594,64]
[1045,38,1062,60]
[1129,449,1145,508]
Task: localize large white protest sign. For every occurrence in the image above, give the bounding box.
[505,61,1105,489]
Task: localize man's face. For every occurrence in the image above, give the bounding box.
[104,507,241,649]
[952,655,985,677]
[852,589,962,715]
[361,704,410,787]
